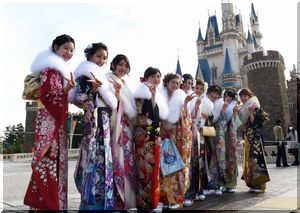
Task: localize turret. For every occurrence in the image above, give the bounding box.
[250,3,263,49]
[196,26,205,59]
[246,29,255,53]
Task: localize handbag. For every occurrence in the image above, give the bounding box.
[201,126,216,137]
[160,138,186,176]
[22,74,40,100]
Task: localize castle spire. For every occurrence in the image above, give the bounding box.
[246,29,254,43]
[223,48,233,74]
[176,58,182,76]
[251,3,258,22]
[196,25,205,42]
[195,60,204,80]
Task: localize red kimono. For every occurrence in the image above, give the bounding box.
[24,68,69,210]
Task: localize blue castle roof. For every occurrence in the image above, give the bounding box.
[251,3,258,22]
[197,59,211,85]
[195,61,204,80]
[205,15,220,41]
[223,48,233,74]
[246,29,254,43]
[176,58,182,76]
[196,26,205,42]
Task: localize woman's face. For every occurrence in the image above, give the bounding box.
[240,94,249,104]
[90,49,108,67]
[208,92,220,102]
[224,95,233,103]
[194,84,204,96]
[54,41,75,61]
[182,79,193,93]
[167,77,180,93]
[113,59,129,78]
[146,73,161,87]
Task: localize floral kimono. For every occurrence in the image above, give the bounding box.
[212,98,239,190]
[238,96,270,190]
[133,83,168,210]
[185,95,204,198]
[159,88,193,206]
[106,72,137,210]
[24,50,71,210]
[72,61,118,210]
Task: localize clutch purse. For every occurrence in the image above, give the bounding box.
[201,126,216,137]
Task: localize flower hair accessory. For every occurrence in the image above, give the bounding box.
[140,77,145,83]
[86,43,93,49]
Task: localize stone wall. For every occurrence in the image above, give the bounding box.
[24,102,37,152]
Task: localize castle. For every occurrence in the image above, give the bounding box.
[177,1,292,141]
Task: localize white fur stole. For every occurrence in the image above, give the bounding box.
[30,50,71,86]
[70,61,118,109]
[106,72,137,119]
[133,83,169,120]
[160,87,186,124]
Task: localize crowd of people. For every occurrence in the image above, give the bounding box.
[22,34,296,211]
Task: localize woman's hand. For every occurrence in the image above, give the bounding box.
[109,79,121,101]
[64,72,76,94]
[87,72,102,93]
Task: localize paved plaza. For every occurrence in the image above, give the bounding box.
[1,160,299,212]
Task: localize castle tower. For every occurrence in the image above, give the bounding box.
[220,1,246,87]
[24,101,37,152]
[246,29,255,54]
[242,50,290,141]
[250,3,263,50]
[196,26,205,60]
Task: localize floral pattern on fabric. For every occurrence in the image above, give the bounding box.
[160,109,192,206]
[134,99,160,210]
[73,76,114,210]
[24,69,68,210]
[241,108,270,190]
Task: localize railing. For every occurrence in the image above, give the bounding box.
[0,148,80,161]
[0,146,295,163]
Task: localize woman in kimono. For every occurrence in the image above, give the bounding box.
[24,34,75,210]
[197,85,222,198]
[106,54,137,210]
[133,67,168,211]
[185,79,207,202]
[159,73,194,209]
[237,88,270,193]
[212,88,239,193]
[72,43,118,210]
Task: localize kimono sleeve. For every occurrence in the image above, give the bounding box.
[74,75,95,109]
[39,69,68,127]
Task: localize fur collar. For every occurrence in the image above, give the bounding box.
[106,72,137,119]
[213,98,238,122]
[160,87,186,124]
[133,83,169,120]
[71,61,118,109]
[31,50,71,83]
[238,96,260,125]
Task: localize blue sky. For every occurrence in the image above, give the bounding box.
[0,0,297,135]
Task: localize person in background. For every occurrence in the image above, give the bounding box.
[237,88,270,193]
[287,124,298,166]
[273,119,290,167]
[24,34,75,210]
[107,54,137,210]
[72,42,118,210]
[133,67,168,212]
